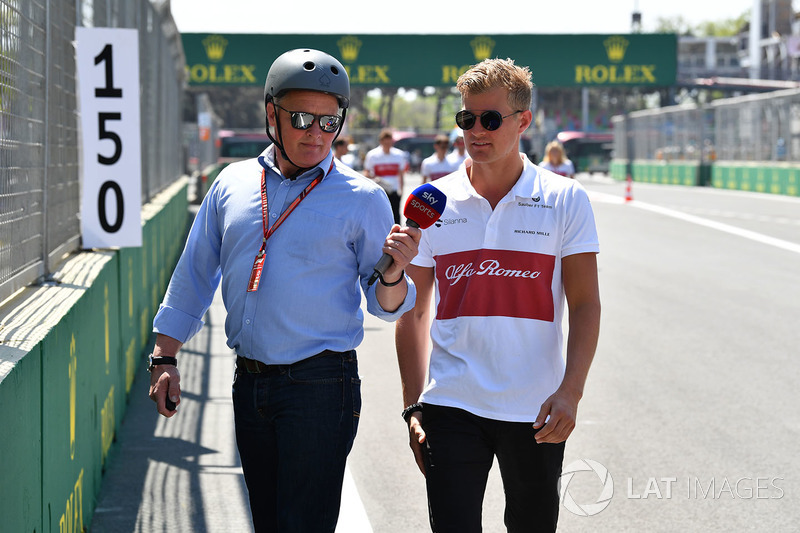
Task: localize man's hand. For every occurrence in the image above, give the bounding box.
[408,412,427,476]
[380,223,421,284]
[149,365,181,417]
[532,387,581,444]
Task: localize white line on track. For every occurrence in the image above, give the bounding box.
[588,190,800,255]
[336,465,373,532]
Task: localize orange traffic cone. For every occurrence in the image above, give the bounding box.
[625,175,633,203]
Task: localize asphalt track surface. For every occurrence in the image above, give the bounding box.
[91,172,800,532]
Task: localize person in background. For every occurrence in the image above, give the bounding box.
[396,57,600,533]
[333,136,358,169]
[364,129,408,224]
[148,48,420,533]
[420,134,458,183]
[540,140,575,178]
[446,129,467,168]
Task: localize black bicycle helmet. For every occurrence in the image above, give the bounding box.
[263,49,350,172]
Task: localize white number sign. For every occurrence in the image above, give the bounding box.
[77,27,142,248]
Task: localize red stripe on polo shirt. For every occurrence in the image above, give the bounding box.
[373,163,401,177]
[435,249,555,321]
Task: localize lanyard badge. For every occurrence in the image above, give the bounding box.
[247,247,267,292]
[246,166,325,292]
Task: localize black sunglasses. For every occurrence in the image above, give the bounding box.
[275,104,342,133]
[456,109,522,131]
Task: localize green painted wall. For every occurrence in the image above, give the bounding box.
[712,162,800,196]
[610,159,798,198]
[0,345,42,533]
[0,181,188,533]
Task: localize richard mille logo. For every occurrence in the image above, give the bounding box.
[514,229,550,236]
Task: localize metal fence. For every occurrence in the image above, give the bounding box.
[613,87,800,166]
[0,0,186,304]
[712,88,800,162]
[612,104,715,164]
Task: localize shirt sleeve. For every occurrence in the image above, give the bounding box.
[410,220,435,268]
[562,182,600,257]
[566,160,576,175]
[356,187,417,321]
[363,151,374,174]
[152,181,224,342]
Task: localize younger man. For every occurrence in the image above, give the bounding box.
[396,58,601,532]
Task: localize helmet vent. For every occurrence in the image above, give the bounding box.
[303,61,315,71]
[330,66,340,76]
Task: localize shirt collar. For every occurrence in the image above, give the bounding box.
[258,144,335,181]
[453,153,541,202]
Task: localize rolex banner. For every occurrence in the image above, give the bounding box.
[181,33,677,89]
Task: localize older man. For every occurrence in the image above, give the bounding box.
[149,48,420,532]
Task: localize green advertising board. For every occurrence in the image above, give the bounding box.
[181,33,677,89]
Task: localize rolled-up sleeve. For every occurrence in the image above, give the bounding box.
[357,187,417,321]
[364,272,417,321]
[153,185,223,342]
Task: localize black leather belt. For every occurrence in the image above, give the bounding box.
[237,356,270,374]
[236,350,351,375]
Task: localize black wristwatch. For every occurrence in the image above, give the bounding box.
[401,403,423,423]
[148,354,177,373]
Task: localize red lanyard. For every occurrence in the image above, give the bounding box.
[246,163,330,292]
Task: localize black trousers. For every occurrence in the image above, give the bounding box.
[421,404,565,533]
[387,190,401,225]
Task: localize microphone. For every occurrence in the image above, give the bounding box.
[368,183,447,286]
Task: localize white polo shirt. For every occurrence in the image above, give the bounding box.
[421,153,458,182]
[364,146,407,193]
[412,155,599,422]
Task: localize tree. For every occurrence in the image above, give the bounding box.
[654,16,695,36]
[655,12,749,38]
[694,12,748,37]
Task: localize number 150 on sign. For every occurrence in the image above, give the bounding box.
[77,27,142,249]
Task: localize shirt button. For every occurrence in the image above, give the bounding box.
[245,319,251,325]
[271,213,277,219]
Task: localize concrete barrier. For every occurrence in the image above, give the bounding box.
[0,178,188,533]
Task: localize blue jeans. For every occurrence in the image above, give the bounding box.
[421,404,565,533]
[232,350,361,533]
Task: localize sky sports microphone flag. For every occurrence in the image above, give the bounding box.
[368,183,447,285]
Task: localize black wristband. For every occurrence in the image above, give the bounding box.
[379,270,405,287]
[148,354,177,373]
[401,403,423,423]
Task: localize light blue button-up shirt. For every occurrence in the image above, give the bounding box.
[154,145,416,365]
